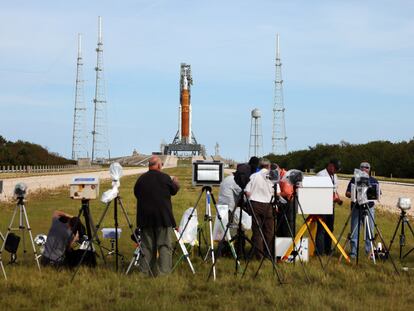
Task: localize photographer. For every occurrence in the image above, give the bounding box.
[275,164,296,237]
[134,155,180,276]
[345,162,379,259]
[41,210,85,267]
[245,158,278,259]
[315,159,343,255]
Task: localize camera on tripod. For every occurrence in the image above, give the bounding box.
[70,177,99,200]
[192,160,223,187]
[14,183,27,199]
[351,169,380,205]
[101,163,123,204]
[266,168,280,184]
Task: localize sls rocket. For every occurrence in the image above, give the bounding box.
[178,63,193,144]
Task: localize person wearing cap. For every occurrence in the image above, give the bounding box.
[315,159,343,255]
[345,161,379,258]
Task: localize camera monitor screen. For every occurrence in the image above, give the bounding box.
[192,161,224,186]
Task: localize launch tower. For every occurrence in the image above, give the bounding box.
[271,34,288,155]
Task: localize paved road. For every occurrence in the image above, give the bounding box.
[0,156,178,202]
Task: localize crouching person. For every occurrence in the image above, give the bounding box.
[41,210,94,268]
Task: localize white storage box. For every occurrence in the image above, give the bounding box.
[297,176,334,215]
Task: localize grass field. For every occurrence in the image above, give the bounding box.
[0,161,413,311]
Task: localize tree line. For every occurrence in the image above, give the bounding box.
[0,135,75,166]
[266,140,414,178]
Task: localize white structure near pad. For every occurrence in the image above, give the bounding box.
[297,176,334,215]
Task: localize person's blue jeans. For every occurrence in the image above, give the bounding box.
[350,204,375,257]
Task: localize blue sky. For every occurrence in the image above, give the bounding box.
[0,0,413,161]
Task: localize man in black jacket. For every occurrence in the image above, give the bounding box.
[134,155,180,276]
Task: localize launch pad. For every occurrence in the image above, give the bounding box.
[164,63,204,157]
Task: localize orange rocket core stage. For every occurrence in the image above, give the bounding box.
[181,89,190,138]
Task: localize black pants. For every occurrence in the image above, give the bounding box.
[276,197,297,238]
[315,210,335,256]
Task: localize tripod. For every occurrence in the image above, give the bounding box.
[176,186,236,281]
[214,189,284,283]
[171,228,196,274]
[336,203,399,273]
[70,199,106,282]
[388,208,414,260]
[257,188,311,283]
[93,195,138,272]
[0,197,40,280]
[125,228,154,276]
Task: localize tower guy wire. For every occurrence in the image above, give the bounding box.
[272,33,288,155]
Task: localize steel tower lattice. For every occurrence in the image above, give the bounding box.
[71,34,88,160]
[91,16,109,162]
[249,108,263,158]
[272,34,287,155]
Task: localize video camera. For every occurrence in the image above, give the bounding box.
[14,183,28,199]
[351,169,380,205]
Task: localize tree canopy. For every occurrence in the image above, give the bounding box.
[266,140,414,178]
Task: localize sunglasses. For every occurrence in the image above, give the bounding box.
[360,166,370,169]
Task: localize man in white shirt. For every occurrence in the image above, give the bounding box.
[315,159,343,255]
[245,158,277,259]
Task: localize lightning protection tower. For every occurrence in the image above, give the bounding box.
[249,108,263,158]
[91,16,110,162]
[272,33,288,155]
[71,33,88,160]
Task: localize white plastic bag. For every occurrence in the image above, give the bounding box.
[213,204,230,241]
[232,207,252,231]
[178,207,199,246]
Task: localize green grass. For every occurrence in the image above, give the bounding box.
[0,161,413,311]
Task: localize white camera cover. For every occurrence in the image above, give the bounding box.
[101,187,119,204]
[109,162,123,181]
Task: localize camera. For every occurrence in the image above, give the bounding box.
[397,197,411,211]
[282,169,304,186]
[14,183,27,199]
[70,177,99,200]
[192,161,224,187]
[267,169,280,184]
[351,169,380,205]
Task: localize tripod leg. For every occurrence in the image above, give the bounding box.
[366,207,399,274]
[246,199,283,284]
[209,193,239,264]
[356,208,361,265]
[173,228,195,274]
[402,220,414,259]
[206,191,216,281]
[282,212,311,283]
[22,205,41,270]
[296,198,324,270]
[388,216,402,254]
[175,189,204,248]
[19,204,27,255]
[86,207,106,264]
[364,214,376,264]
[0,205,19,271]
[325,209,352,268]
[118,198,138,239]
